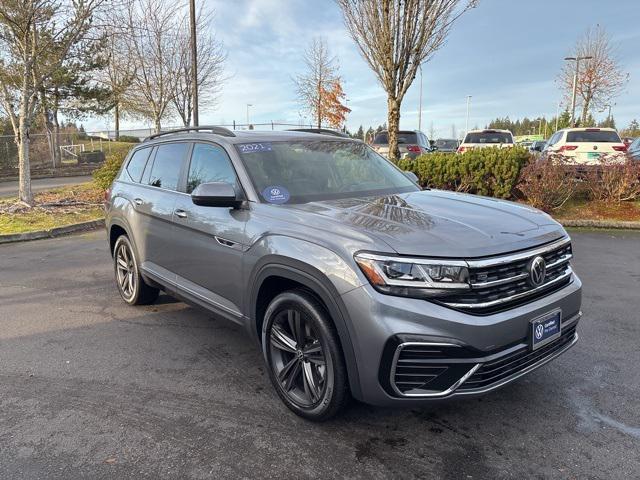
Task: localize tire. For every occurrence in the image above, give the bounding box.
[262,289,350,421]
[113,235,159,306]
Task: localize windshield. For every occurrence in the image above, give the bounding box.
[435,139,458,149]
[373,132,418,145]
[235,140,419,204]
[566,130,621,143]
[464,132,513,144]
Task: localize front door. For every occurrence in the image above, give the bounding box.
[169,142,248,322]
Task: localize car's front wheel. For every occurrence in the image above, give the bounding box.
[113,235,159,305]
[262,290,350,421]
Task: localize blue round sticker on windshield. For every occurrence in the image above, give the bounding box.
[262,186,290,204]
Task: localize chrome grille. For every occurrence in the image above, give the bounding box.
[437,238,573,314]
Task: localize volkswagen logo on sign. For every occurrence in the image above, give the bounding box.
[527,256,546,287]
[535,323,545,340]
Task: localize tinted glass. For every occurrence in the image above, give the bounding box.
[236,140,419,204]
[566,130,621,143]
[373,132,419,145]
[187,143,237,194]
[126,148,151,182]
[464,132,513,144]
[147,143,188,190]
[435,139,458,149]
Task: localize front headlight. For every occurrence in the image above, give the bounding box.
[354,253,470,298]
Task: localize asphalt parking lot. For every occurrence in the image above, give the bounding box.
[0,229,639,479]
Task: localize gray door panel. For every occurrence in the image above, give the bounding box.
[169,142,248,316]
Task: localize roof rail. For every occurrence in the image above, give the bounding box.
[144,126,236,141]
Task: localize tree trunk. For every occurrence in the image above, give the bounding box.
[581,97,591,126]
[40,89,55,168]
[387,96,401,161]
[114,102,120,141]
[52,101,61,168]
[17,116,33,205]
[154,114,162,133]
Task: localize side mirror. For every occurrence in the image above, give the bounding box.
[403,171,419,184]
[429,140,436,147]
[191,182,242,208]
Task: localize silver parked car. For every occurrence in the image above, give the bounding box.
[371,129,432,159]
[105,127,582,421]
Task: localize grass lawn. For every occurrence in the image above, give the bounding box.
[554,197,640,222]
[0,183,105,235]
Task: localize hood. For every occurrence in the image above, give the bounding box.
[285,190,565,258]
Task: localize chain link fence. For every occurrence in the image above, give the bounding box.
[0,122,331,175]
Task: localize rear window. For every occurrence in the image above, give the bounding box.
[464,131,513,144]
[566,130,621,143]
[146,143,189,191]
[435,139,458,149]
[373,132,418,145]
[126,148,151,182]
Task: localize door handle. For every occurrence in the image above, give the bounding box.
[174,209,188,219]
[134,198,143,206]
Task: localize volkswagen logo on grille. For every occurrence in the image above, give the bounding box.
[535,324,545,340]
[528,256,546,287]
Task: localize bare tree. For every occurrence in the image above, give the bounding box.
[559,26,629,126]
[99,20,136,140]
[123,0,181,132]
[171,6,226,127]
[336,0,476,160]
[294,38,341,128]
[0,0,106,205]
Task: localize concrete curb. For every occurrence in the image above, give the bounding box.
[559,219,640,230]
[0,219,104,244]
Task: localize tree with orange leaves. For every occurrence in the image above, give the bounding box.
[321,79,351,129]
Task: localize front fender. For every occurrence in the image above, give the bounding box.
[245,235,365,400]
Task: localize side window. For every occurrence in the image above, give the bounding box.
[126,148,151,182]
[547,132,559,146]
[186,143,237,194]
[147,143,189,191]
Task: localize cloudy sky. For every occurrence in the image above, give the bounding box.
[106,0,640,138]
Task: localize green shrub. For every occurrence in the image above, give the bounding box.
[397,147,530,199]
[93,150,129,190]
[116,135,141,143]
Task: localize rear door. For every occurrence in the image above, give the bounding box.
[135,141,191,282]
[169,142,248,322]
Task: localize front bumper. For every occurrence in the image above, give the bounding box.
[340,273,582,407]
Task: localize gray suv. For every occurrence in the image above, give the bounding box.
[105,126,582,421]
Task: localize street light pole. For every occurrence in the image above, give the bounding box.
[189,0,199,126]
[418,64,423,131]
[555,101,561,131]
[465,95,472,135]
[564,55,593,127]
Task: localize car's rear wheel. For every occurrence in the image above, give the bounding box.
[262,290,350,421]
[113,235,159,305]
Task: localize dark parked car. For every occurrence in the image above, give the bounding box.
[529,141,547,153]
[372,130,432,159]
[433,138,459,152]
[105,126,582,421]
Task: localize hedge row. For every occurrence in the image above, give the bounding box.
[396,147,530,199]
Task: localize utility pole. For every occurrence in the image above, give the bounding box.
[555,101,561,131]
[246,104,252,126]
[418,64,423,131]
[465,95,472,136]
[564,55,592,127]
[189,0,199,126]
